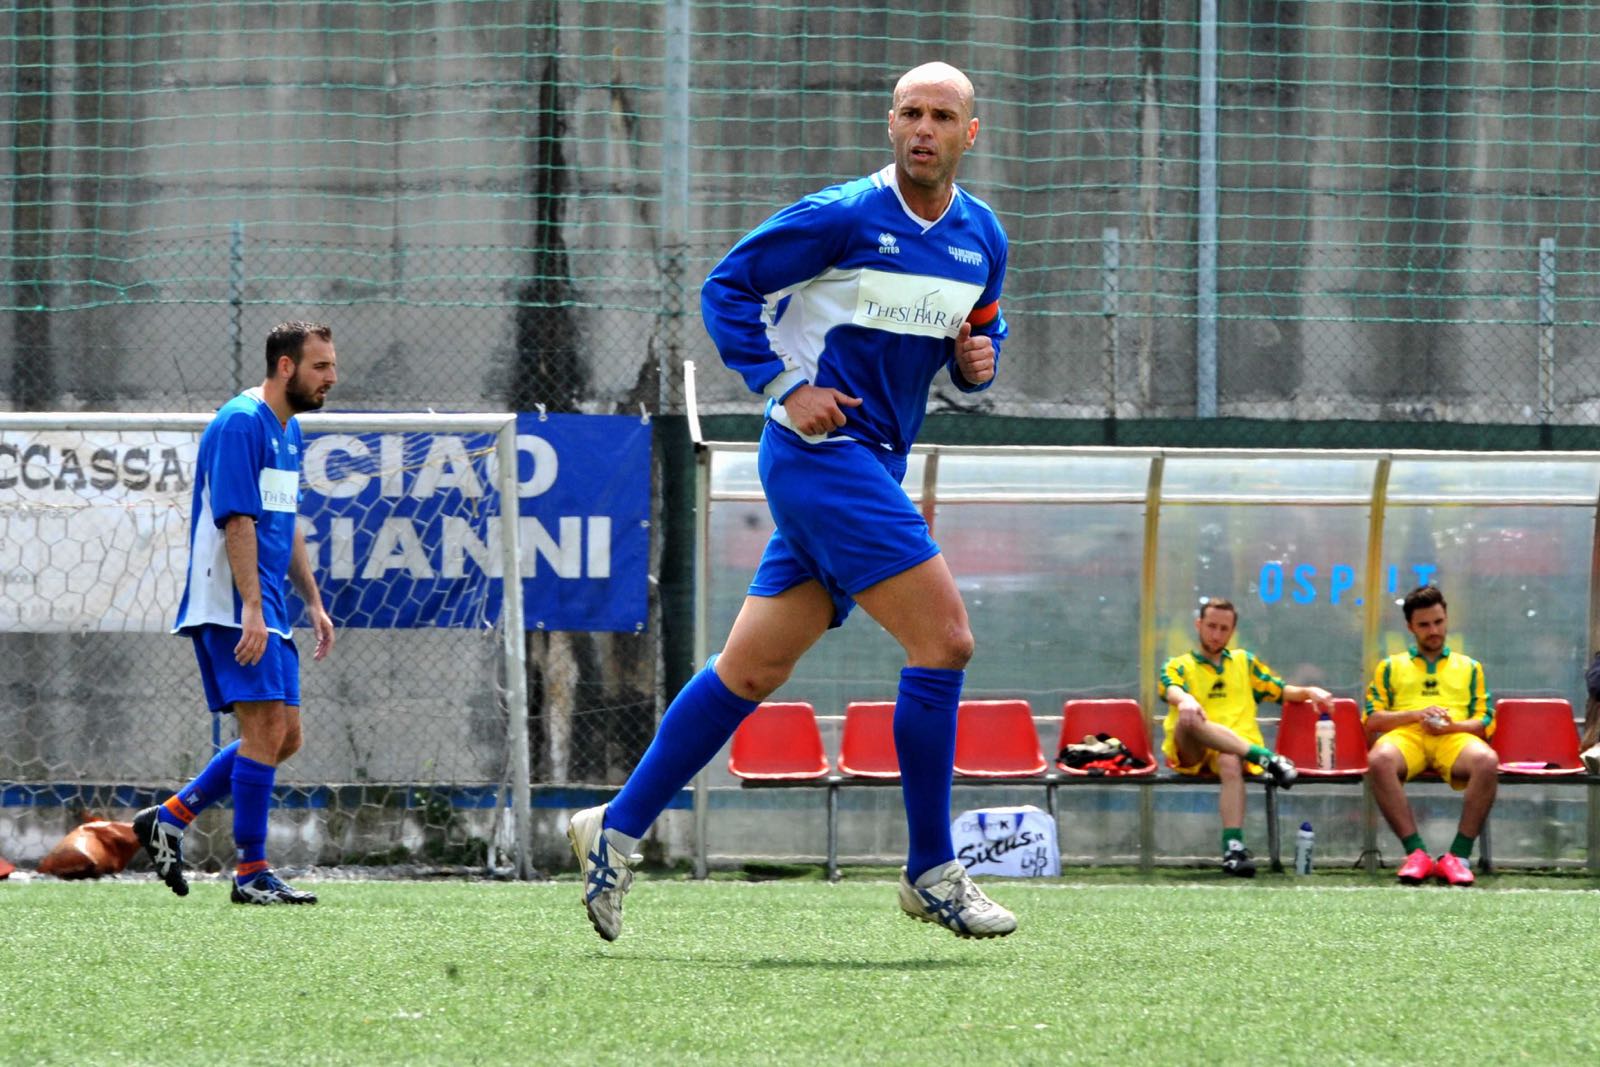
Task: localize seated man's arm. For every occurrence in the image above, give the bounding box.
[1440,659,1497,735]
[1159,661,1202,716]
[1429,715,1489,739]
[1427,659,1492,738]
[1363,661,1425,737]
[1366,708,1429,734]
[1282,683,1334,712]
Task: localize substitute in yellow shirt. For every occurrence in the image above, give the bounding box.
[1364,584,1498,888]
[1159,598,1333,877]
[1364,643,1494,788]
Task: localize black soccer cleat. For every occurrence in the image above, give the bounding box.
[231,870,319,905]
[1262,752,1299,791]
[132,806,190,897]
[1222,842,1257,878]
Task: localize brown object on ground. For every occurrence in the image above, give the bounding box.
[37,820,140,879]
[0,856,14,878]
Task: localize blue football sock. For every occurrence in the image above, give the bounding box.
[605,662,758,839]
[158,740,240,828]
[230,754,276,875]
[894,666,963,882]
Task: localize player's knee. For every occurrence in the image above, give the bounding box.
[1367,747,1403,778]
[927,624,975,670]
[717,656,789,702]
[1175,706,1206,733]
[1215,752,1243,778]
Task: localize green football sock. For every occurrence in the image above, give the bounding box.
[1222,827,1244,852]
[1245,744,1273,766]
[1449,832,1475,859]
[1402,832,1426,854]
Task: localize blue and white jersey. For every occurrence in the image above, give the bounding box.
[701,164,1009,455]
[173,388,303,637]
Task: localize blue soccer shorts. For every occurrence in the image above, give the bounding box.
[190,624,301,712]
[748,421,941,628]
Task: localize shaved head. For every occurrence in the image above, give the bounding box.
[893,62,976,120]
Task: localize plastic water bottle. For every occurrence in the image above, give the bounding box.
[1294,821,1315,875]
[1315,712,1336,770]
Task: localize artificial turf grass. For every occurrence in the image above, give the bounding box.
[4,876,1598,1066]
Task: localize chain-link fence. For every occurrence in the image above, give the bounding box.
[0,413,544,873]
[5,2,1598,426]
[5,2,1600,870]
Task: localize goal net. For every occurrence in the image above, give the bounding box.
[0,411,534,878]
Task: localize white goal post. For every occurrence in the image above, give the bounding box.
[0,410,536,879]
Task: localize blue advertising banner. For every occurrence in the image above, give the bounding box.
[297,413,650,632]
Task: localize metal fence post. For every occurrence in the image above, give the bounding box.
[659,0,692,414]
[1359,457,1392,873]
[1539,236,1557,427]
[228,221,244,394]
[687,363,712,879]
[1138,455,1165,869]
[1196,0,1219,419]
[496,420,533,879]
[1102,227,1121,421]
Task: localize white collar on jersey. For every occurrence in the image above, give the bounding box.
[876,164,961,233]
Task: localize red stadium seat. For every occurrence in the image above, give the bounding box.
[1490,698,1584,776]
[1054,698,1157,776]
[1275,698,1368,778]
[837,701,900,779]
[953,699,1047,778]
[727,702,830,780]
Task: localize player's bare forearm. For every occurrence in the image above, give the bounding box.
[224,515,267,665]
[290,527,336,660]
[289,527,323,613]
[1366,709,1424,734]
[1165,685,1201,715]
[224,516,263,612]
[1283,684,1333,710]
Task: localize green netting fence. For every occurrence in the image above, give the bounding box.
[3,1,1598,437]
[6,2,1600,873]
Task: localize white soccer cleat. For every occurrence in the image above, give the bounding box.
[566,804,634,942]
[897,859,1017,939]
[230,869,318,905]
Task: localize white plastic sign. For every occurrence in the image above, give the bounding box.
[951,805,1060,878]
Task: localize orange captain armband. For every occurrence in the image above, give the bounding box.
[966,301,1000,328]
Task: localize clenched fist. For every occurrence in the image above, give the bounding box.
[954,321,995,384]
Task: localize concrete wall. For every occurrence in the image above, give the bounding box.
[4,1,1598,421]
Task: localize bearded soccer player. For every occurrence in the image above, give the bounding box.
[566,61,1015,941]
[1364,585,1497,887]
[134,321,338,905]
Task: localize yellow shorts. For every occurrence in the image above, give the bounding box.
[1161,715,1266,776]
[1374,727,1491,791]
[1165,750,1267,777]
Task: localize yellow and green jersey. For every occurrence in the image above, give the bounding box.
[1158,648,1285,743]
[1363,645,1493,735]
